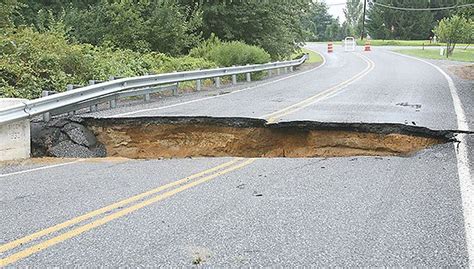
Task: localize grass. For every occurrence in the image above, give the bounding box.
[311,41,343,45]
[356,39,471,47]
[292,48,323,64]
[393,48,474,62]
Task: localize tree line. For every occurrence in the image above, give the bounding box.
[1,0,471,99]
[363,0,471,40]
[3,0,317,59]
[2,0,472,56]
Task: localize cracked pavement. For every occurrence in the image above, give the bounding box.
[1,43,473,267]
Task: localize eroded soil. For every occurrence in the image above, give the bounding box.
[85,117,452,159]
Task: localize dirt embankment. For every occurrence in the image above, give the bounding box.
[84,117,452,159]
[448,64,474,80]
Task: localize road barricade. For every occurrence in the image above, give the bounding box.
[364,41,371,52]
[328,42,334,53]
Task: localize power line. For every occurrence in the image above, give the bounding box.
[372,2,474,11]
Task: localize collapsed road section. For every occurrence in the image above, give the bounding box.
[57,116,456,159]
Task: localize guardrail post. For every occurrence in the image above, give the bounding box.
[144,73,151,102]
[246,64,251,82]
[277,64,281,76]
[232,65,237,85]
[67,84,75,116]
[109,76,117,109]
[268,69,273,77]
[290,66,294,72]
[173,84,179,96]
[88,80,98,112]
[144,92,151,102]
[215,77,221,88]
[172,72,179,95]
[196,79,202,91]
[42,91,51,122]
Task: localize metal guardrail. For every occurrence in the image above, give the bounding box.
[0,54,307,125]
[42,84,178,122]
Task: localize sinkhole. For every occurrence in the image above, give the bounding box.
[79,117,453,159]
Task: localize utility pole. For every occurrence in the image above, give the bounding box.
[361,0,367,40]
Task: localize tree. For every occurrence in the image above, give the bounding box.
[304,1,341,41]
[199,0,312,59]
[344,0,363,37]
[144,3,202,56]
[64,0,202,55]
[6,0,312,58]
[366,0,434,40]
[0,0,21,30]
[11,0,98,28]
[325,19,343,41]
[453,0,474,19]
[366,2,390,39]
[340,21,352,38]
[434,15,472,57]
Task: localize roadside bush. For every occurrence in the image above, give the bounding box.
[434,15,473,56]
[87,48,165,80]
[0,27,81,99]
[157,56,217,73]
[188,33,222,59]
[0,27,218,99]
[191,40,271,67]
[0,27,272,100]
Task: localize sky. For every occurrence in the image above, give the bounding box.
[321,0,347,21]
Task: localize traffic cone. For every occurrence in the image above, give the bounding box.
[364,41,371,51]
[328,42,334,53]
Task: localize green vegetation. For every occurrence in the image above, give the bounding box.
[366,0,472,40]
[0,27,217,99]
[199,0,310,60]
[307,0,473,44]
[304,1,343,42]
[1,0,317,99]
[292,48,323,64]
[394,48,474,62]
[0,26,276,99]
[434,15,473,56]
[343,0,364,38]
[8,0,312,59]
[356,39,471,47]
[302,48,324,64]
[63,1,202,55]
[190,37,271,67]
[2,0,471,100]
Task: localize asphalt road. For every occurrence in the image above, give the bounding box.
[1,43,473,267]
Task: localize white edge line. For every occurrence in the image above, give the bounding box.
[0,159,84,179]
[114,51,327,117]
[391,51,473,267]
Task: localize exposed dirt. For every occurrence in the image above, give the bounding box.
[448,64,474,80]
[85,117,452,159]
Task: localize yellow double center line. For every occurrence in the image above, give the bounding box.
[0,158,255,266]
[1,51,375,266]
[265,53,375,123]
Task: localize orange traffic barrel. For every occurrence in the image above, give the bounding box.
[328,43,333,53]
[364,41,371,51]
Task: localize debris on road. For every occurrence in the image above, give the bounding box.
[396,102,422,109]
[31,117,106,158]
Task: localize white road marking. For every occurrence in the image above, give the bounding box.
[0,159,84,179]
[392,51,473,266]
[262,52,375,121]
[115,53,327,117]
